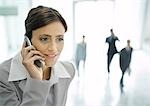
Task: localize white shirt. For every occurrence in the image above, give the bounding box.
[8,52,71,82]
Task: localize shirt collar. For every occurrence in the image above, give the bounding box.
[8,52,71,81]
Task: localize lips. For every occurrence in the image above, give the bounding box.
[44,53,58,58]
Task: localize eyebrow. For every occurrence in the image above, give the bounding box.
[40,34,64,37]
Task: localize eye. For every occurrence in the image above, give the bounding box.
[58,38,64,41]
[56,37,64,42]
[40,37,48,42]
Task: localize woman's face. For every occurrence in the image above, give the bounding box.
[31,21,65,67]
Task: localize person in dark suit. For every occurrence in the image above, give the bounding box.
[106,29,119,74]
[119,40,133,87]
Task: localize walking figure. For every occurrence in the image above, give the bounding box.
[75,35,87,76]
[119,40,133,87]
[106,29,119,73]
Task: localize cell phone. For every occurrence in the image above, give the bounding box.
[24,36,43,68]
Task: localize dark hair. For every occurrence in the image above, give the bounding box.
[127,39,130,43]
[25,6,67,40]
[110,29,113,32]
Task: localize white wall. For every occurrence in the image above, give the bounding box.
[114,0,146,50]
[142,0,150,52]
[0,0,31,63]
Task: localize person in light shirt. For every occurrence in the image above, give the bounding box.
[75,35,87,76]
[0,6,75,106]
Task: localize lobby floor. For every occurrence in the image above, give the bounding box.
[66,50,150,106]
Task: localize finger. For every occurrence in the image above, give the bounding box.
[21,45,35,59]
[31,55,45,62]
[29,50,44,57]
[22,46,35,57]
[25,46,36,52]
[31,55,45,68]
[26,50,44,60]
[22,55,45,68]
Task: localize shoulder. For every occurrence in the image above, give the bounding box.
[106,37,109,40]
[114,36,119,40]
[115,36,118,38]
[0,58,12,82]
[120,48,126,53]
[59,61,75,78]
[106,37,109,42]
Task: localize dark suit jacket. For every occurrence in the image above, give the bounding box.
[119,47,133,72]
[106,36,119,55]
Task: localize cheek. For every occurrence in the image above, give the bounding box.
[58,43,64,52]
[34,44,46,52]
[57,46,64,54]
[59,44,64,49]
[32,43,48,55]
[33,41,64,53]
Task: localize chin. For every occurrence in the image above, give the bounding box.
[45,61,57,67]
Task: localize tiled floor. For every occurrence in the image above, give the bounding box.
[66,50,150,106]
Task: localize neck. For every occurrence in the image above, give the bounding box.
[43,67,52,80]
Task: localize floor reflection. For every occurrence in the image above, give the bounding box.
[66,50,150,106]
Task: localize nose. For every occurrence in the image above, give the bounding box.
[48,40,57,52]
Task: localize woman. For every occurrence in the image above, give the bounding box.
[0,6,75,106]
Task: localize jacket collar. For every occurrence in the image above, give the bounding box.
[8,52,71,82]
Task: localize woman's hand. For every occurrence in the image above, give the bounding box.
[21,42,45,80]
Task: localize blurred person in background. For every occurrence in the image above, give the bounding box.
[105,29,119,74]
[75,35,87,76]
[119,39,133,87]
